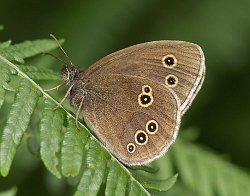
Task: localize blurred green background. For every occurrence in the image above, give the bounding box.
[0,0,250,195]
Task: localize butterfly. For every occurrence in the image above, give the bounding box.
[48,35,205,165]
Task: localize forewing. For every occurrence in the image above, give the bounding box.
[83,41,205,115]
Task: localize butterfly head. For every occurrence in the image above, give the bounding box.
[61,65,80,86]
[61,65,86,108]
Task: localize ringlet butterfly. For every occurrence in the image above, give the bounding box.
[48,34,205,166]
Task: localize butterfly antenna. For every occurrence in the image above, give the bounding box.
[50,33,74,66]
[43,52,68,65]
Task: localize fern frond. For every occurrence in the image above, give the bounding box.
[169,139,250,196]
[0,186,17,196]
[129,180,149,196]
[105,160,129,195]
[74,141,109,196]
[0,39,63,63]
[129,165,159,174]
[0,40,11,49]
[40,98,65,179]
[0,87,4,109]
[134,173,178,192]
[61,118,87,177]
[19,65,61,81]
[0,63,14,92]
[0,80,41,176]
[0,64,12,109]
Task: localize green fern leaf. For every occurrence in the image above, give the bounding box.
[0,79,41,176]
[129,180,150,196]
[129,165,159,174]
[40,98,65,179]
[134,173,178,192]
[0,39,63,63]
[0,186,17,196]
[74,141,109,196]
[19,65,61,81]
[0,64,11,109]
[105,159,129,196]
[171,139,250,196]
[0,40,11,49]
[61,118,88,177]
[0,87,5,109]
[0,63,15,92]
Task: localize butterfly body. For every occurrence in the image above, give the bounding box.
[61,40,205,165]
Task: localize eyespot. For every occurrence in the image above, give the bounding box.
[135,130,148,145]
[127,143,136,153]
[138,93,153,107]
[142,85,152,94]
[165,74,178,87]
[162,54,177,68]
[141,95,151,104]
[146,120,158,134]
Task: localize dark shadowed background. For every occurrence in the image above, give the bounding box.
[0,0,250,195]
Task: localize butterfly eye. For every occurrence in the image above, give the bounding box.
[146,120,158,134]
[127,143,136,153]
[162,54,177,68]
[135,130,148,145]
[165,74,178,87]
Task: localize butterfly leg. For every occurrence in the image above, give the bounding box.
[53,84,74,110]
[75,96,84,129]
[44,83,64,92]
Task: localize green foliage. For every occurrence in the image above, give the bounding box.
[135,173,178,192]
[0,80,41,176]
[0,37,249,195]
[0,64,13,109]
[75,141,109,196]
[105,160,129,195]
[0,39,62,63]
[19,65,61,81]
[0,187,17,196]
[40,99,65,179]
[169,139,250,196]
[61,118,87,178]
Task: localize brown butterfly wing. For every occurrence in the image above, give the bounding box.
[82,74,180,165]
[83,41,205,115]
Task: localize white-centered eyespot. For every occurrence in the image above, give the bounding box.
[127,143,136,153]
[162,54,177,68]
[146,120,158,134]
[165,74,178,87]
[135,130,148,145]
[142,85,152,94]
[138,93,154,107]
